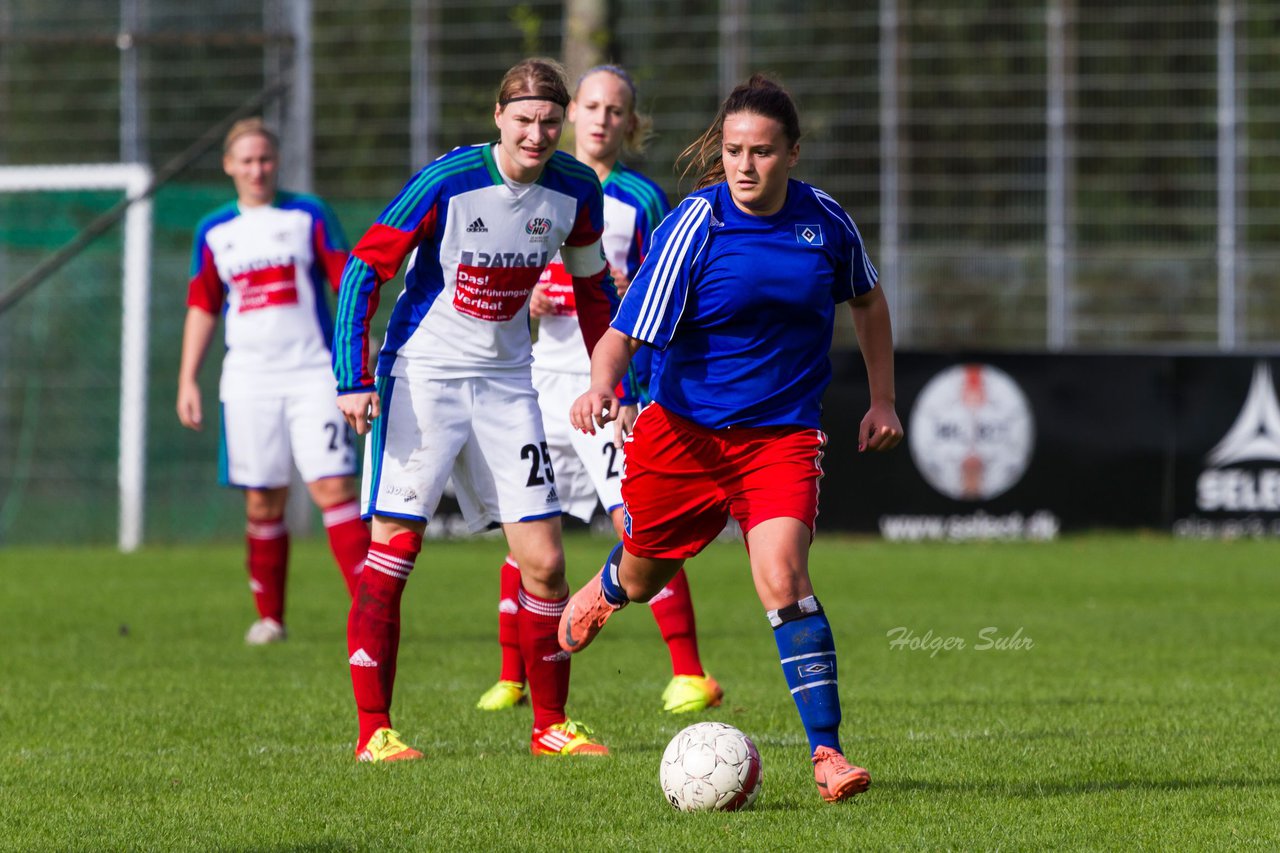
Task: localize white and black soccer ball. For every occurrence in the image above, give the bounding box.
[659,721,762,812]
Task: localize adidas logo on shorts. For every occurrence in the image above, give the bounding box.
[466,217,488,233]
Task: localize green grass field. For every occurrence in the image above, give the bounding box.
[2,533,1278,850]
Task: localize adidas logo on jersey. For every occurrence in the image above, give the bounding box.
[466,217,488,233]
[349,648,378,668]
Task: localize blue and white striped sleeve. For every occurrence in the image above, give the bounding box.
[813,187,878,301]
[610,196,712,349]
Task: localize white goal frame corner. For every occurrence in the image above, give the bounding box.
[0,164,155,553]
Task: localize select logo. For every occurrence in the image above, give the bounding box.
[1196,361,1280,512]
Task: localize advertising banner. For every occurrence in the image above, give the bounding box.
[820,351,1280,539]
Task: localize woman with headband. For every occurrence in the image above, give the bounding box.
[332,58,615,762]
[477,65,725,718]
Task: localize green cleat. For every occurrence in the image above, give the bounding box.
[661,674,724,714]
[356,728,424,763]
[476,679,527,711]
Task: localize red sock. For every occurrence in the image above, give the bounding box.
[518,585,570,732]
[246,517,288,624]
[323,499,370,598]
[649,568,705,678]
[349,537,418,751]
[497,556,525,684]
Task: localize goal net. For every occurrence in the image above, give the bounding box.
[0,165,153,551]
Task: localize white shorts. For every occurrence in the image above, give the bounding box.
[219,381,358,489]
[533,368,624,522]
[362,374,561,531]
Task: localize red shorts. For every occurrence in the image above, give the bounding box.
[621,404,826,560]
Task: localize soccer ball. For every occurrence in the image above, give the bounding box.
[659,722,762,812]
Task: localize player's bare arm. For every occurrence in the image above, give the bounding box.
[338,390,381,436]
[849,287,903,452]
[571,327,639,433]
[176,306,218,431]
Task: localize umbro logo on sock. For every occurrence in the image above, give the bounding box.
[349,648,378,667]
[466,217,488,233]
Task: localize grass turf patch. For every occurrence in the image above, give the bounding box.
[1,534,1277,849]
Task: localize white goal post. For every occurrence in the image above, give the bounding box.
[0,164,154,552]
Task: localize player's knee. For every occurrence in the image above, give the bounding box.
[245,487,288,521]
[515,551,566,586]
[309,475,357,507]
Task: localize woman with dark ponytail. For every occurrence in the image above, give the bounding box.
[559,74,902,804]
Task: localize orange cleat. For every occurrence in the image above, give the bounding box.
[812,746,870,802]
[558,572,618,653]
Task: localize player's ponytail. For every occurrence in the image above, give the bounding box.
[677,73,801,191]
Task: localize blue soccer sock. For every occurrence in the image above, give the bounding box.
[769,597,842,754]
[598,541,630,608]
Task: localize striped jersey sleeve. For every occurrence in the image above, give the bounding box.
[610,195,713,349]
[611,165,671,281]
[812,186,878,300]
[186,203,236,313]
[548,153,617,356]
[331,157,456,392]
[289,192,350,291]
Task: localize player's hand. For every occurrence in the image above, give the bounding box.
[859,401,903,452]
[612,404,638,447]
[338,390,381,436]
[571,386,620,434]
[528,281,555,318]
[176,380,203,431]
[610,266,631,298]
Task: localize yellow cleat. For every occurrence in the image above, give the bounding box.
[476,679,527,711]
[356,728,424,763]
[530,720,610,756]
[661,674,724,714]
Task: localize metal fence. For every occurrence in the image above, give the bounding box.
[4,0,1278,350]
[2,0,1279,545]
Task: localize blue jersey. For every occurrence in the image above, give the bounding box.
[612,179,878,429]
